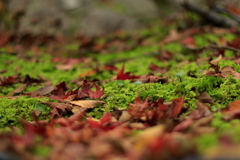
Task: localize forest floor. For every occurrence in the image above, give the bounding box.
[1,9,240,160]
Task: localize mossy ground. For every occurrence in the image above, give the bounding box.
[1,26,240,157]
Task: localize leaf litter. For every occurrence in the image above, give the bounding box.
[1,5,240,160]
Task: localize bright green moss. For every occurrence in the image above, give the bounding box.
[104,80,177,111]
[0,96,52,127]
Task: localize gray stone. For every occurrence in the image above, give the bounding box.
[79,9,141,37]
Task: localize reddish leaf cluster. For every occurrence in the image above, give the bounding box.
[50,80,105,102]
[127,95,185,125]
[6,108,196,160]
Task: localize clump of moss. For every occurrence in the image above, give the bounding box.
[0,96,52,127]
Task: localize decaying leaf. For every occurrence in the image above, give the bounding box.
[70,100,105,113]
[9,84,27,96]
[210,54,222,66]
[167,95,185,118]
[172,118,194,132]
[31,86,54,96]
[134,125,165,151]
[196,92,215,105]
[118,111,131,122]
[221,66,240,79]
[221,100,240,114]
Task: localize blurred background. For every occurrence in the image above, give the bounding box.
[0,0,194,37]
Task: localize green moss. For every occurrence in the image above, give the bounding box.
[104,80,177,111]
[0,96,52,127]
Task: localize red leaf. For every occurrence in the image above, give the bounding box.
[116,64,140,80]
[228,37,240,49]
[79,80,105,99]
[52,81,68,97]
[0,74,20,86]
[128,94,150,119]
[167,96,185,118]
[149,63,169,74]
[88,112,117,130]
[104,65,119,71]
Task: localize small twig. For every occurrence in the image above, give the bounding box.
[208,44,240,53]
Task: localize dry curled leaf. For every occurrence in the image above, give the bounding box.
[70,100,105,113]
[210,54,222,66]
[221,100,240,114]
[196,92,215,105]
[118,111,131,122]
[9,84,27,96]
[31,86,54,96]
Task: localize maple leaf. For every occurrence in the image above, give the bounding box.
[88,112,118,130]
[228,37,240,49]
[52,81,69,97]
[128,94,150,119]
[78,80,105,99]
[149,62,169,74]
[166,95,185,118]
[0,74,20,86]
[116,64,140,80]
[104,65,119,71]
[50,87,80,101]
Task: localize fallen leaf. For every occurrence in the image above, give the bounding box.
[70,100,104,113]
[118,111,131,122]
[134,125,165,151]
[55,64,74,71]
[31,86,54,96]
[116,64,140,80]
[9,84,27,96]
[221,100,240,114]
[222,110,240,121]
[52,81,69,97]
[196,92,215,105]
[221,66,240,79]
[172,118,194,132]
[228,37,240,49]
[210,54,222,66]
[167,95,185,118]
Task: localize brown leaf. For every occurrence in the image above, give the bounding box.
[189,102,212,119]
[118,111,131,122]
[172,119,194,132]
[221,66,240,79]
[134,125,165,151]
[221,100,240,114]
[31,86,54,96]
[9,84,27,96]
[167,95,185,118]
[196,92,215,105]
[222,110,240,121]
[70,100,105,113]
[192,115,213,128]
[55,64,74,71]
[33,110,42,117]
[191,126,215,135]
[210,54,222,66]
